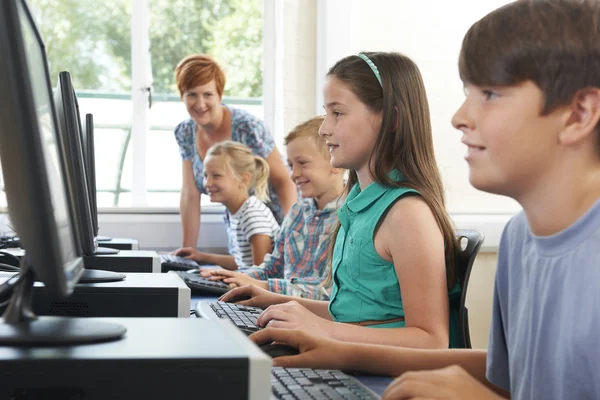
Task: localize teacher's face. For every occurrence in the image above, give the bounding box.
[182,79,222,126]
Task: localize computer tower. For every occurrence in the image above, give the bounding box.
[32,273,190,317]
[2,248,161,273]
[0,318,271,399]
[96,237,139,251]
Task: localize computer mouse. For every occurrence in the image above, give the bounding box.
[259,343,300,358]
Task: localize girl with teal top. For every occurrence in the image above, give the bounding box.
[221,51,460,349]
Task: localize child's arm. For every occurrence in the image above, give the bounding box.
[175,247,238,270]
[374,195,451,348]
[248,234,273,266]
[250,328,509,398]
[204,254,238,270]
[243,222,287,281]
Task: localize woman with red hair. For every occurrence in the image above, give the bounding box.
[173,54,296,253]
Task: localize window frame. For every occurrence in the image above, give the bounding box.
[99,0,274,212]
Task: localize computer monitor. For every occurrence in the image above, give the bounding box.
[0,0,125,344]
[53,71,119,257]
[82,113,112,241]
[83,113,99,237]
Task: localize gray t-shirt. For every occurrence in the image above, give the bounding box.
[487,199,600,399]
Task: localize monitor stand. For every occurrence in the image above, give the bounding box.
[79,268,125,283]
[0,262,126,345]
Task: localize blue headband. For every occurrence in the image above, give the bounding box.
[357,53,382,87]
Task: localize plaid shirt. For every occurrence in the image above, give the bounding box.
[242,198,338,299]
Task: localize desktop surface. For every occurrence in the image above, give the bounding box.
[0,318,270,399]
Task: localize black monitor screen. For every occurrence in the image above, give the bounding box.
[54,72,96,256]
[0,0,83,295]
[83,113,100,237]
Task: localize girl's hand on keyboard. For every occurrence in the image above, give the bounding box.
[207,270,268,290]
[199,268,214,278]
[257,301,333,338]
[218,285,288,308]
[174,247,210,263]
[249,328,349,369]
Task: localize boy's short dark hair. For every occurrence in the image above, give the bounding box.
[459,0,600,115]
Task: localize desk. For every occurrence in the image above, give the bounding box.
[191,295,394,396]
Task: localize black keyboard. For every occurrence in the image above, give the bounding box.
[196,301,263,334]
[174,271,229,295]
[271,367,380,399]
[160,254,200,271]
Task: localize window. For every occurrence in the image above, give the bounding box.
[28,0,133,208]
[0,0,264,209]
[145,0,263,208]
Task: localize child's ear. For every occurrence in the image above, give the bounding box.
[560,88,600,146]
[240,171,252,187]
[330,167,343,175]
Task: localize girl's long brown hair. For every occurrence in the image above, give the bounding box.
[323,52,457,290]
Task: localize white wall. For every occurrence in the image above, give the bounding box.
[356,0,519,214]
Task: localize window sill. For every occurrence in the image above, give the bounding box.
[0,208,514,252]
[97,204,225,215]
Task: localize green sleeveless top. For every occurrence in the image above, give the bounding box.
[328,172,461,347]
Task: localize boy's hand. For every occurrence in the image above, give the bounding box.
[218,285,285,309]
[256,301,333,338]
[382,365,506,400]
[174,247,209,263]
[250,328,351,369]
[207,270,268,290]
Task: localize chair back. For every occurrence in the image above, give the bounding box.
[454,229,485,348]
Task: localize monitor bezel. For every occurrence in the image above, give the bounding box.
[0,0,84,296]
[83,113,100,237]
[54,71,97,256]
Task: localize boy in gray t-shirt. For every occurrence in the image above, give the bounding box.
[487,202,600,399]
[244,1,600,399]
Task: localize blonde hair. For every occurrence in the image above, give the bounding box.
[284,116,328,158]
[205,141,270,202]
